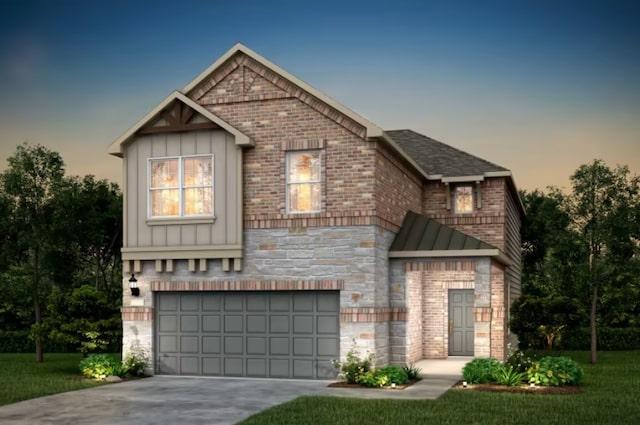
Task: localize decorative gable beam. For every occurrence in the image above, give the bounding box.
[138,101,220,135]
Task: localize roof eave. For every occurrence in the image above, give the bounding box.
[183,43,385,140]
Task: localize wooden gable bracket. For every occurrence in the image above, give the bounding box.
[138,101,220,135]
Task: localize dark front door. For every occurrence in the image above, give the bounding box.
[448,289,474,356]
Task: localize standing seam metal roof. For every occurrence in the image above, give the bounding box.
[389,211,496,252]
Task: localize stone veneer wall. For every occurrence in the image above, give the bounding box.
[122,225,398,371]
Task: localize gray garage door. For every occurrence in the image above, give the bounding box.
[155,291,339,379]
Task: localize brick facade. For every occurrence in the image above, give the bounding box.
[116,45,520,373]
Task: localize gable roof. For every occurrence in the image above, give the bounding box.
[386,129,511,181]
[182,43,385,140]
[108,91,253,158]
[389,211,511,265]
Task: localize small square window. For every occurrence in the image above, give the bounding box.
[286,151,321,213]
[454,185,474,214]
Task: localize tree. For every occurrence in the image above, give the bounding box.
[567,160,640,364]
[1,142,65,362]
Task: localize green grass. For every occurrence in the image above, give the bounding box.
[0,353,107,406]
[239,351,640,425]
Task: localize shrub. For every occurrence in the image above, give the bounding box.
[358,366,408,388]
[79,354,123,380]
[122,349,149,377]
[331,346,374,384]
[462,358,502,384]
[493,364,525,386]
[505,347,537,374]
[527,356,584,386]
[403,364,422,381]
[561,327,640,350]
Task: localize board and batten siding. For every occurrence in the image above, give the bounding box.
[123,129,242,257]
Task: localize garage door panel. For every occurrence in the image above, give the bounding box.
[317,337,338,356]
[269,315,289,333]
[181,336,199,353]
[159,315,177,332]
[247,337,266,354]
[317,362,337,379]
[202,357,221,375]
[156,291,339,379]
[317,316,338,334]
[293,293,313,311]
[293,337,313,356]
[224,336,243,354]
[181,315,199,332]
[269,294,289,311]
[247,315,266,333]
[317,293,338,312]
[247,293,267,311]
[180,356,199,374]
[224,315,243,332]
[159,335,178,352]
[202,315,220,332]
[247,358,267,376]
[225,294,243,311]
[158,355,178,374]
[293,359,313,378]
[270,337,290,355]
[269,359,289,377]
[293,315,313,333]
[224,358,243,375]
[159,294,178,310]
[181,294,199,311]
[202,336,220,353]
[202,294,221,311]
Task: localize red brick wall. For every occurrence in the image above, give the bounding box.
[192,53,391,227]
[422,178,507,251]
[375,143,423,229]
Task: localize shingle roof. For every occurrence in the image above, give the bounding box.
[385,129,509,178]
[389,211,495,252]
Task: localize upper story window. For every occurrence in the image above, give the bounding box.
[149,155,213,218]
[454,185,474,214]
[286,150,321,213]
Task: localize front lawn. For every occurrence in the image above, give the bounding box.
[239,351,640,425]
[0,353,107,406]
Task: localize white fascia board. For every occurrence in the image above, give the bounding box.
[441,175,485,183]
[108,91,253,158]
[389,249,512,265]
[182,43,385,139]
[484,171,512,178]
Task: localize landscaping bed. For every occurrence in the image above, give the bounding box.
[453,380,582,394]
[328,380,419,390]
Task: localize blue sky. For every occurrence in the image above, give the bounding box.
[1,0,639,191]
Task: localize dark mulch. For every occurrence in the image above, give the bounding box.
[453,381,582,395]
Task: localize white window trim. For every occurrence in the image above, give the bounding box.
[285,150,322,214]
[148,154,214,219]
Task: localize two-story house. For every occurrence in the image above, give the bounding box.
[109,43,523,379]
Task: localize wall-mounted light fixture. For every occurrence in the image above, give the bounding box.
[129,273,140,297]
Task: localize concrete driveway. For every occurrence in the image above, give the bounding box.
[0,359,464,425]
